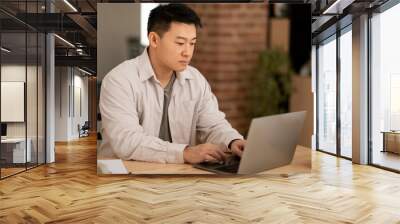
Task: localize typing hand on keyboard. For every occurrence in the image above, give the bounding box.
[224,153,241,166]
[203,152,240,166]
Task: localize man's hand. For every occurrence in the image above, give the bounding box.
[183,143,227,164]
[229,139,247,157]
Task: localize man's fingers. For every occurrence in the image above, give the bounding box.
[208,149,223,161]
[232,145,243,157]
[204,154,219,163]
[214,148,228,161]
[211,145,229,162]
[201,144,230,162]
[236,141,245,149]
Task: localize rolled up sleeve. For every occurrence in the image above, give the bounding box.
[99,72,186,164]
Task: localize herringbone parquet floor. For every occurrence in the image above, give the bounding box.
[1,135,400,223]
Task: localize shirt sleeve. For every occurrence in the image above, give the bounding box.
[196,79,244,147]
[99,72,186,164]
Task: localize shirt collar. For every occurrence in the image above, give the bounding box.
[138,48,193,86]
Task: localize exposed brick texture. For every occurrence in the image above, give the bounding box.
[188,3,268,134]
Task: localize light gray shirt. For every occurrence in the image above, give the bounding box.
[99,48,243,164]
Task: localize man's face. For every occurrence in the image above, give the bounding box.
[154,22,197,72]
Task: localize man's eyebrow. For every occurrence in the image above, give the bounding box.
[176,36,197,41]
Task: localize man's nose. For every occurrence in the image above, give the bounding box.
[182,44,191,57]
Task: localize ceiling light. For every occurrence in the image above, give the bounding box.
[63,0,78,12]
[54,34,75,48]
[78,67,93,76]
[323,0,354,15]
[1,47,11,53]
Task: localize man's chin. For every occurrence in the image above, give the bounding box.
[175,66,187,72]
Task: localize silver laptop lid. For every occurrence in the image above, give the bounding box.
[238,111,306,174]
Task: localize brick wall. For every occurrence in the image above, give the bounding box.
[188,3,268,134]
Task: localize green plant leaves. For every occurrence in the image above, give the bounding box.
[248,49,293,118]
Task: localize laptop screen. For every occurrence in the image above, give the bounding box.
[1,123,7,137]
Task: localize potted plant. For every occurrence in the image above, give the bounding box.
[248,49,293,118]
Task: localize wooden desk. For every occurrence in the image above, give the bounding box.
[381,131,400,154]
[98,145,311,175]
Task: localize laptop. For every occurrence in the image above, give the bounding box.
[1,123,7,140]
[193,111,306,175]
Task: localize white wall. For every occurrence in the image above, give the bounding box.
[1,66,26,138]
[97,3,141,81]
[1,65,39,138]
[55,67,89,141]
[55,66,69,141]
[72,73,89,138]
[1,63,46,164]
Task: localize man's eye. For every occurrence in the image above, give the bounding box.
[176,42,184,46]
[190,42,196,46]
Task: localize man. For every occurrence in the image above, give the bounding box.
[100,3,246,164]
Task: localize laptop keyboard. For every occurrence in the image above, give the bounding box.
[198,155,241,173]
[215,164,239,173]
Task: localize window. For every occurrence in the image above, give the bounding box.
[370,2,400,171]
[317,35,337,154]
[316,25,353,159]
[339,27,352,158]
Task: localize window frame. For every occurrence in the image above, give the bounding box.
[315,21,353,160]
[367,0,400,173]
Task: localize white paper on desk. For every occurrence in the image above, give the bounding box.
[97,159,129,174]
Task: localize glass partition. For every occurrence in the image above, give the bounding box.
[371,3,400,171]
[0,1,46,179]
[1,30,28,177]
[38,32,45,165]
[27,31,38,169]
[339,27,352,158]
[317,35,337,155]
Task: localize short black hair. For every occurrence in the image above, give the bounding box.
[147,3,202,37]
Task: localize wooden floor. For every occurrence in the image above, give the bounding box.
[1,136,400,223]
[372,150,400,171]
[1,167,26,178]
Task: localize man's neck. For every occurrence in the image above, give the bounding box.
[148,48,174,88]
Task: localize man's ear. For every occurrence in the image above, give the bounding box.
[148,32,160,48]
